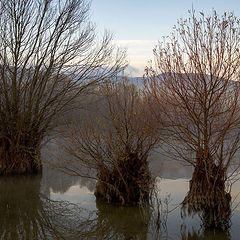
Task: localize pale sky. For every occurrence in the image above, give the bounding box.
[91,0,240,76]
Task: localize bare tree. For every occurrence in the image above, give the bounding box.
[63,80,162,206]
[0,0,126,175]
[145,10,240,228]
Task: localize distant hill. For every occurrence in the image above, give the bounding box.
[115,76,143,87]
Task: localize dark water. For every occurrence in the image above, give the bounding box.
[1,142,240,239]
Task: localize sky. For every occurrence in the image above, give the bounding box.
[91,0,240,76]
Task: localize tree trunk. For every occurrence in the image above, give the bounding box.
[0,136,42,175]
[182,152,231,229]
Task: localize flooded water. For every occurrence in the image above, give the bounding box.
[1,143,240,239]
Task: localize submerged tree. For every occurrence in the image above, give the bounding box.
[145,10,240,228]
[64,80,162,206]
[0,0,126,175]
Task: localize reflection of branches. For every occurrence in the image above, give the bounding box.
[94,199,149,240]
[140,180,171,240]
[0,176,63,239]
[180,224,231,240]
[0,176,95,240]
[0,176,172,239]
[44,197,170,240]
[42,198,98,240]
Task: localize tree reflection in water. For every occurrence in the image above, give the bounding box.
[0,176,154,240]
[0,175,234,240]
[0,175,85,239]
[92,199,149,240]
[180,224,231,240]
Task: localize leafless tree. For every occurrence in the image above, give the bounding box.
[0,0,126,174]
[63,80,162,206]
[145,10,240,228]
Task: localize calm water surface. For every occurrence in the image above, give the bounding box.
[1,143,240,240]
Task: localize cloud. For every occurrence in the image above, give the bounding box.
[114,40,158,76]
[124,65,140,76]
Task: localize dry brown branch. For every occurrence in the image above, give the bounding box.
[63,79,162,206]
[145,9,240,228]
[0,0,126,175]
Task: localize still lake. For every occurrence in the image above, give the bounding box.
[1,141,240,240]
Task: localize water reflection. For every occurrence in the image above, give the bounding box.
[181,225,231,240]
[0,176,162,240]
[94,200,149,240]
[0,176,95,239]
[0,176,55,239]
[0,165,239,239]
[42,165,96,195]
